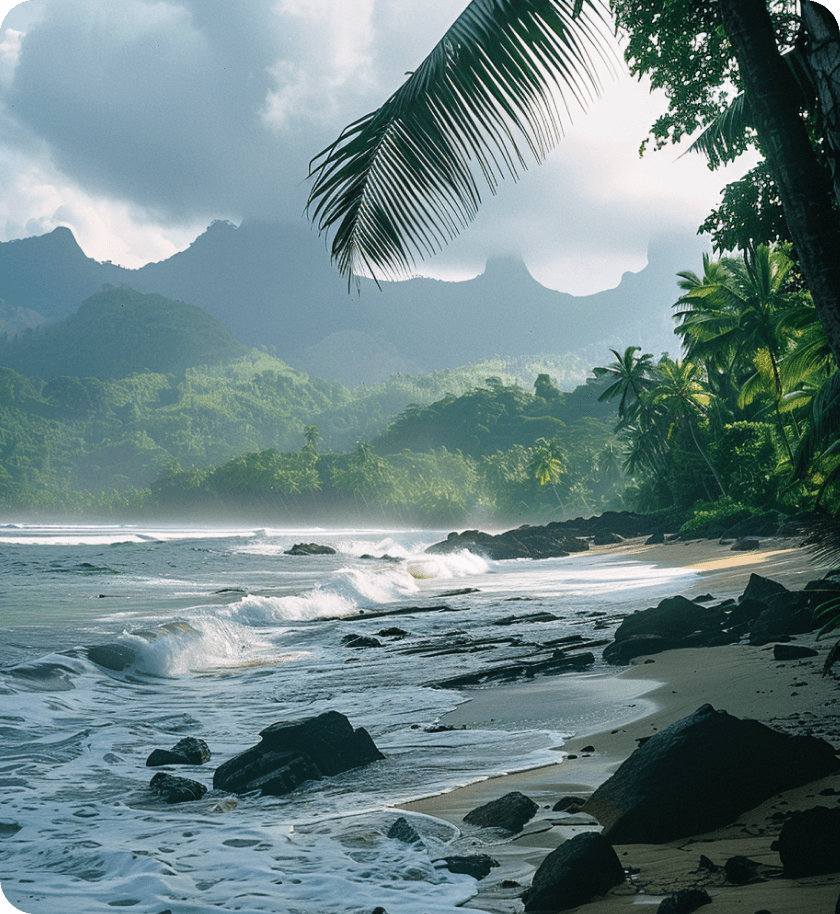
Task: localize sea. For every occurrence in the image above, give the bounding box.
[0,522,709,914]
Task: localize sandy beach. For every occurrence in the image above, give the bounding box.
[403,536,840,912]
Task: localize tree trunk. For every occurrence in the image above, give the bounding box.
[718,0,840,366]
[801,1,840,208]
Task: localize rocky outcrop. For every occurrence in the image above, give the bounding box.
[583,704,840,844]
[426,527,588,560]
[463,791,538,834]
[213,711,384,797]
[603,572,838,664]
[523,832,625,912]
[146,737,211,767]
[284,543,336,555]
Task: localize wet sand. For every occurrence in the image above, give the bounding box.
[402,536,840,912]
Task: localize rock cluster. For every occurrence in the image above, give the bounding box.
[603,572,840,664]
[284,542,337,555]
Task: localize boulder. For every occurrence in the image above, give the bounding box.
[583,704,839,844]
[463,791,538,833]
[387,817,421,844]
[777,806,840,877]
[592,531,623,546]
[603,596,729,664]
[284,543,337,555]
[213,711,384,797]
[150,772,207,803]
[146,737,211,767]
[741,573,788,604]
[730,537,760,551]
[425,526,587,560]
[523,832,625,912]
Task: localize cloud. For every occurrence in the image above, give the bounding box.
[0,0,764,288]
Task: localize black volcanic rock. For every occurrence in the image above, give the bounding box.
[284,542,337,555]
[583,704,840,844]
[777,806,840,876]
[425,526,588,560]
[213,711,384,797]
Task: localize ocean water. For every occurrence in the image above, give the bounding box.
[0,523,704,914]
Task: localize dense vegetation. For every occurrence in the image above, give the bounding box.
[591,244,840,534]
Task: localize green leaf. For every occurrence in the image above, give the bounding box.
[307,0,617,285]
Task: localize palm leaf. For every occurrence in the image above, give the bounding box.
[307,0,617,285]
[685,45,814,168]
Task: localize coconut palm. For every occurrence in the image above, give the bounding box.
[592,346,658,425]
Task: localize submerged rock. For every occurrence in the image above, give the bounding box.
[583,704,840,844]
[147,737,211,767]
[441,855,499,879]
[213,710,384,797]
[150,772,207,803]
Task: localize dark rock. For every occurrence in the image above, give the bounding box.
[583,704,840,844]
[463,791,538,834]
[387,816,421,844]
[749,591,815,645]
[741,573,788,604]
[731,537,760,551]
[726,597,769,630]
[146,737,211,767]
[777,806,840,876]
[284,543,337,555]
[523,831,625,912]
[553,796,587,813]
[724,855,764,884]
[425,525,586,560]
[592,531,624,545]
[341,634,383,648]
[646,531,666,545]
[773,643,819,661]
[378,628,408,638]
[697,855,719,872]
[657,888,712,913]
[603,634,672,665]
[441,855,499,879]
[149,772,207,803]
[213,710,384,797]
[692,594,715,603]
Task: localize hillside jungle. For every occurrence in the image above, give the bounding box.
[0,242,838,534]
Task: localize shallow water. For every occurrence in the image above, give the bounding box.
[0,523,705,914]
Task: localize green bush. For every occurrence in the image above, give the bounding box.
[679,498,758,539]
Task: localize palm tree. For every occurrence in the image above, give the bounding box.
[307,0,840,364]
[650,358,728,498]
[528,437,566,508]
[592,346,658,425]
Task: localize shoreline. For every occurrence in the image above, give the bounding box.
[402,536,840,911]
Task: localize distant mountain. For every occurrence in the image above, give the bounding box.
[0,285,248,380]
[0,220,703,384]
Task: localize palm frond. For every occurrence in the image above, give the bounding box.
[791,368,840,478]
[307,0,618,285]
[685,45,813,169]
[685,92,752,168]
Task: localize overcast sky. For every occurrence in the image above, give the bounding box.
[1,0,837,295]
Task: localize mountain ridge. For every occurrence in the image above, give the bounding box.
[0,221,702,384]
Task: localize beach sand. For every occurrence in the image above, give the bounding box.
[402,536,840,912]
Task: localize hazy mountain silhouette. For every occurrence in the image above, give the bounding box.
[0,220,701,384]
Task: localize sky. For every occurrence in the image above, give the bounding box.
[0,0,838,296]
